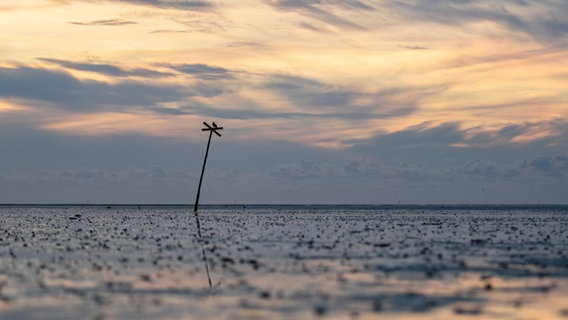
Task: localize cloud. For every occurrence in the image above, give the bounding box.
[266,1,375,13]
[342,159,380,177]
[171,17,225,33]
[400,45,429,50]
[339,154,566,185]
[151,107,192,115]
[354,122,465,149]
[1,125,166,170]
[261,74,355,108]
[189,81,225,97]
[0,63,421,134]
[115,165,191,181]
[390,1,568,44]
[5,0,212,12]
[299,21,331,33]
[0,121,566,204]
[456,159,521,179]
[269,156,525,185]
[181,105,365,120]
[340,158,452,183]
[0,165,195,203]
[526,155,568,177]
[34,0,214,12]
[391,162,450,183]
[353,121,568,151]
[270,160,328,179]
[0,65,186,111]
[267,157,446,184]
[342,120,568,187]
[163,63,234,80]
[259,74,422,118]
[39,58,173,78]
[264,0,375,30]
[106,0,213,10]
[149,29,188,34]
[70,19,137,26]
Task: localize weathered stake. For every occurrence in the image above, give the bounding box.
[194,121,223,288]
[194,122,223,213]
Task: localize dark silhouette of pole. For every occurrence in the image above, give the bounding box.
[194,130,213,213]
[194,122,222,212]
[193,121,223,288]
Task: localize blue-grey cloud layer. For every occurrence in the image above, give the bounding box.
[40,58,172,78]
[1,118,567,203]
[0,66,185,111]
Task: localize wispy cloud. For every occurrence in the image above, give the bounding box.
[103,0,213,10]
[374,121,566,147]
[149,29,188,34]
[70,19,137,26]
[39,58,173,78]
[526,155,568,177]
[259,74,428,118]
[0,65,185,112]
[163,63,235,80]
[264,0,375,30]
[390,1,568,44]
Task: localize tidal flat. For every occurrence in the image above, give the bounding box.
[1,205,567,319]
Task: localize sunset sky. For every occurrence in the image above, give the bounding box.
[1,0,567,204]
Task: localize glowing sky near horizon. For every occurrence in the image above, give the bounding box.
[1,0,567,204]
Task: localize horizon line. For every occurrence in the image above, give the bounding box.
[1,203,567,207]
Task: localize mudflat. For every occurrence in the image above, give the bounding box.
[1,205,567,319]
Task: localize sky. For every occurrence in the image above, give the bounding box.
[1,0,567,204]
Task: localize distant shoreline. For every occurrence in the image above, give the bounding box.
[1,204,568,211]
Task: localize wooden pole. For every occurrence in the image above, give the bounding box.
[193,122,222,288]
[194,129,213,213]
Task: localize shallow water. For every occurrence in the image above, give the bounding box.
[1,205,567,319]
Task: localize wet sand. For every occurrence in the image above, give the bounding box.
[1,205,567,319]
